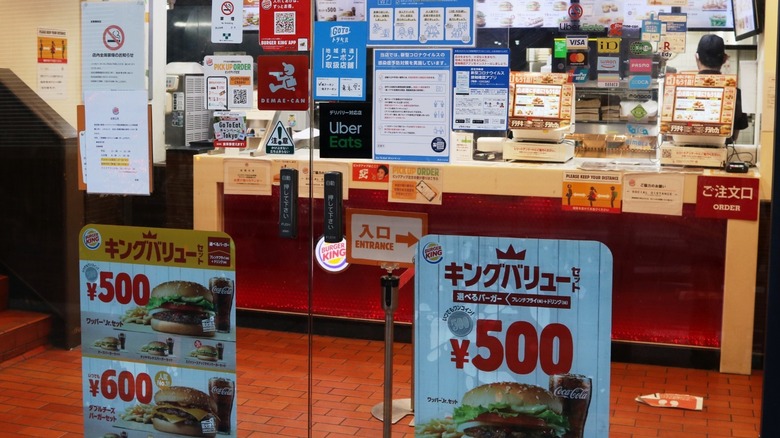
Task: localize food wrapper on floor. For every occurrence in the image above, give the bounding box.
[635,393,704,410]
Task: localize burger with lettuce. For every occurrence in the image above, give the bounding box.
[147,281,215,337]
[453,382,569,438]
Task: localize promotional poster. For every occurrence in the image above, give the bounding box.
[79,225,237,437]
[415,235,612,438]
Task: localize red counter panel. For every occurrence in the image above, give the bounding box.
[224,188,727,347]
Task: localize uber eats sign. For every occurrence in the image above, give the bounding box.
[319,102,372,159]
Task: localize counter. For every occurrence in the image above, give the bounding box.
[193,151,760,374]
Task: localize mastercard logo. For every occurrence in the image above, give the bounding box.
[568,53,587,63]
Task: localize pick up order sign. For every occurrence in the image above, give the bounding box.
[415,235,612,438]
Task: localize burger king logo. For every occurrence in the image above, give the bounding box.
[315,237,349,273]
[422,242,443,264]
[82,228,102,250]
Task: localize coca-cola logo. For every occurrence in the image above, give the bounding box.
[211,286,232,295]
[553,386,590,400]
[211,386,234,396]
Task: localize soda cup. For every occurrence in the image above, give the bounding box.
[209,377,235,434]
[549,374,592,438]
[209,277,234,333]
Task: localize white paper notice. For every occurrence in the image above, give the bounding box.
[374,49,451,162]
[621,173,684,216]
[84,90,150,195]
[81,1,146,95]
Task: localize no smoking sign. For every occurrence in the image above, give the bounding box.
[103,25,124,51]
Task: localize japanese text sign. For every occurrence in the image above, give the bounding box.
[695,175,759,220]
[415,235,612,437]
[79,225,238,437]
[259,0,311,51]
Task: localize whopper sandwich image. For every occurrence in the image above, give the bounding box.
[151,386,218,437]
[452,382,569,437]
[147,281,215,337]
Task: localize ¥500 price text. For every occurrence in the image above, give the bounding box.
[450,319,573,375]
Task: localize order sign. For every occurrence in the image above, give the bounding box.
[414,235,612,438]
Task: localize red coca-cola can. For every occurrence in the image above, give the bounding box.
[549,373,592,438]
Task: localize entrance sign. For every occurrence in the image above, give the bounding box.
[415,235,612,438]
[346,209,428,268]
[79,225,238,437]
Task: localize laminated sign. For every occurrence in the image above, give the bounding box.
[79,225,238,437]
[415,235,613,438]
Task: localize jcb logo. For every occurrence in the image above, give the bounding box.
[597,38,620,54]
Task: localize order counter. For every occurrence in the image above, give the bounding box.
[193,150,760,375]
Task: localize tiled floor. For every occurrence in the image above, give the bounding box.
[0,327,763,437]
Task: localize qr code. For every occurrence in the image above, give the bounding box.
[274,11,296,35]
[232,89,247,105]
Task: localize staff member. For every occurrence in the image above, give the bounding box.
[695,34,749,142]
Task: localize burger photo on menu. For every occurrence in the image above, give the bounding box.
[140,340,168,356]
[147,281,216,337]
[190,345,219,362]
[151,386,218,437]
[93,336,120,351]
[452,382,570,437]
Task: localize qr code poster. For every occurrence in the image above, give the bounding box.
[203,55,254,110]
[259,0,311,51]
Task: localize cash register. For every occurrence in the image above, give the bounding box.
[476,72,575,162]
[659,73,739,168]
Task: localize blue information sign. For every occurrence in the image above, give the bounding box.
[313,22,368,101]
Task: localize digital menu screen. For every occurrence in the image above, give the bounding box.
[509,72,573,130]
[660,73,738,137]
[733,0,761,40]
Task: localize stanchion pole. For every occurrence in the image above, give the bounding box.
[381,273,399,437]
[371,264,413,436]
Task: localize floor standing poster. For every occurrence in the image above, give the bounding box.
[415,235,612,438]
[79,225,238,437]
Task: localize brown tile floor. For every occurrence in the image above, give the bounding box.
[0,327,763,437]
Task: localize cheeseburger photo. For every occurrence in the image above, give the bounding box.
[147,281,215,337]
[453,382,569,437]
[151,386,218,437]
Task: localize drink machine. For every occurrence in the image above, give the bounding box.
[165,62,213,147]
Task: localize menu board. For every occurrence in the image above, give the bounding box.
[733,0,761,40]
[508,72,573,132]
[79,225,238,438]
[472,0,733,29]
[414,235,612,438]
[660,73,738,138]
